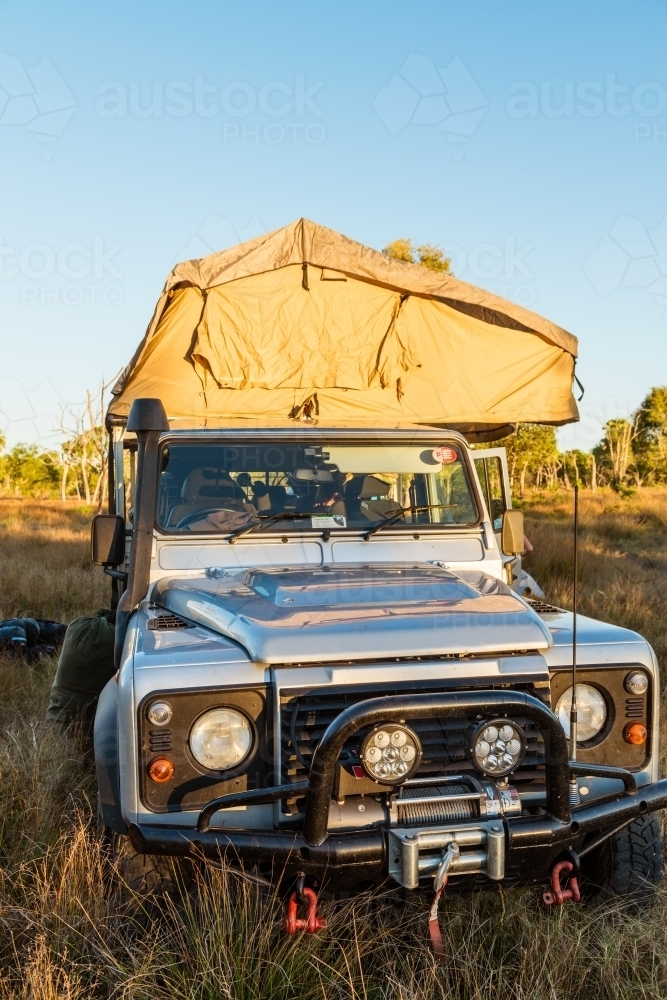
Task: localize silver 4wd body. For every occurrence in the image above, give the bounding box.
[93,406,667,894]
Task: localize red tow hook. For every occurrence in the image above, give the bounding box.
[285,886,327,934]
[542,860,581,906]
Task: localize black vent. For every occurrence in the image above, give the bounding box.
[280,688,545,787]
[147,614,192,631]
[526,599,563,614]
[149,728,173,752]
[625,697,645,719]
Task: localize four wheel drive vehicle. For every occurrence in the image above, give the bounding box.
[92,220,667,918]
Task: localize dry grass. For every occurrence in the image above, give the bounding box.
[0,490,665,998]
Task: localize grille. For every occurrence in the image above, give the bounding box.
[526,599,563,614]
[280,687,545,788]
[147,614,192,631]
[148,728,173,752]
[625,697,645,719]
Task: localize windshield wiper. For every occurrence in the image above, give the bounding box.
[228,511,314,544]
[362,504,457,541]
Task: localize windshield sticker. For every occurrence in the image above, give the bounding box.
[311,515,347,529]
[432,446,458,464]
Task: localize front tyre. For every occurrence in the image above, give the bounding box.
[582,812,663,907]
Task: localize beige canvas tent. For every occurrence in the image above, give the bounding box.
[109,218,579,440]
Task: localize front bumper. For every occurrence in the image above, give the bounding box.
[129,690,667,885]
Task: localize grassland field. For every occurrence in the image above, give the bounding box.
[0,490,666,999]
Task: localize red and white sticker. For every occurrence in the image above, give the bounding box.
[432,446,458,464]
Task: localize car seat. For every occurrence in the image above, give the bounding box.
[167,469,247,526]
[343,475,402,523]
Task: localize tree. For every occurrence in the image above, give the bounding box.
[57,382,110,507]
[0,443,60,496]
[633,386,667,484]
[593,417,640,487]
[492,423,559,496]
[383,238,452,274]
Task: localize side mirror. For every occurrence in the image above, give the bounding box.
[501,509,524,556]
[91,514,126,566]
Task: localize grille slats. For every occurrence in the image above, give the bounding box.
[625,697,645,719]
[526,599,563,614]
[281,688,545,786]
[147,614,192,631]
[149,728,173,752]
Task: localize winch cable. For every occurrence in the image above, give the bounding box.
[428,841,459,962]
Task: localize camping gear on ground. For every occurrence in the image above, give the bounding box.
[108,218,579,442]
[0,625,27,650]
[2,617,40,645]
[0,616,67,659]
[46,610,116,724]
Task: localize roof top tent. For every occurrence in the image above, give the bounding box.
[107,218,579,442]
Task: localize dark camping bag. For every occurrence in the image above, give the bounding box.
[46,610,116,724]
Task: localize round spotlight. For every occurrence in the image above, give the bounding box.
[624,671,649,696]
[470,718,526,777]
[147,700,173,727]
[359,723,422,784]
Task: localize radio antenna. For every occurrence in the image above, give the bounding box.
[569,481,580,804]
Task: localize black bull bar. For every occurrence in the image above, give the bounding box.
[130,691,667,883]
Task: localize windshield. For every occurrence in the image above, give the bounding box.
[156,441,479,534]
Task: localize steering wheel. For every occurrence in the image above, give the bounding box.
[176,506,250,529]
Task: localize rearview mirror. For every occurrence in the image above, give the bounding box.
[91,514,126,566]
[501,510,524,556]
[294,468,334,482]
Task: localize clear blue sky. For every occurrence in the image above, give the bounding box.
[1,0,665,449]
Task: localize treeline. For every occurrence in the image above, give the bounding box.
[1,385,665,502]
[498,385,667,495]
[0,387,109,505]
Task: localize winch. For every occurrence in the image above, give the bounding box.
[388,774,522,826]
[386,775,521,888]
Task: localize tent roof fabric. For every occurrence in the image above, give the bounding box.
[109,218,579,437]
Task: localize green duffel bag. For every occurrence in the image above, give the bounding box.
[46,610,116,724]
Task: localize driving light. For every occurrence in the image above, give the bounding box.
[146,700,173,726]
[360,723,422,784]
[470,719,526,776]
[624,671,649,696]
[189,708,253,771]
[624,722,647,745]
[556,684,607,742]
[148,757,174,783]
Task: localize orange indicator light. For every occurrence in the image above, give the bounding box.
[623,723,647,746]
[148,757,175,782]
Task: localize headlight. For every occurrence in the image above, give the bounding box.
[189,708,253,771]
[360,723,422,783]
[470,719,526,776]
[556,684,607,742]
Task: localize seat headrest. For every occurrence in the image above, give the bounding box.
[182,469,236,502]
[344,475,392,499]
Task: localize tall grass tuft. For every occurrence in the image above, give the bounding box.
[0,491,665,998]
